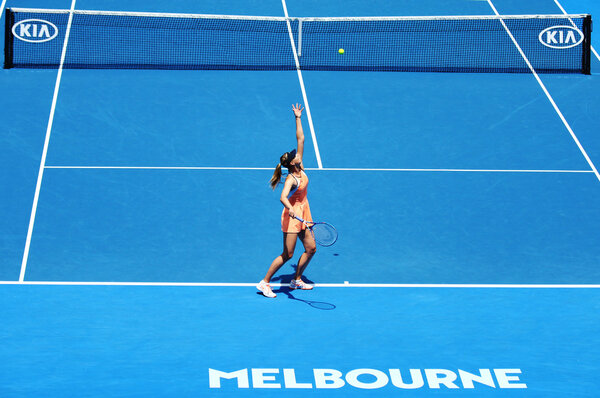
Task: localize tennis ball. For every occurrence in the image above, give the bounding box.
[338,48,345,54]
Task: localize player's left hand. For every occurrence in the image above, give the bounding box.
[292,103,304,118]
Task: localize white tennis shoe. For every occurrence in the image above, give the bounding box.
[257,280,276,298]
[290,279,313,290]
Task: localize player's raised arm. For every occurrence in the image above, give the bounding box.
[258,103,315,298]
[292,103,304,162]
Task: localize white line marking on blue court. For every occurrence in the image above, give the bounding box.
[281,0,323,169]
[0,0,8,23]
[44,166,594,173]
[307,168,592,173]
[0,281,599,288]
[593,46,600,62]
[20,0,77,283]
[553,0,600,62]
[45,166,276,170]
[486,0,600,184]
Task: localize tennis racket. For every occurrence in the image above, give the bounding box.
[295,216,338,247]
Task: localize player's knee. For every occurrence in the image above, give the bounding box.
[282,251,294,261]
[306,245,317,255]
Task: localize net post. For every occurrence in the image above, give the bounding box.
[297,19,302,57]
[582,14,592,75]
[4,8,14,69]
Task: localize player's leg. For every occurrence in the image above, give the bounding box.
[263,232,298,282]
[258,233,298,297]
[290,229,316,290]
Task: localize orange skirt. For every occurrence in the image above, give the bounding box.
[281,201,312,233]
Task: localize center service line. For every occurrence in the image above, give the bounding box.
[486,0,600,184]
[281,0,323,169]
[19,0,77,282]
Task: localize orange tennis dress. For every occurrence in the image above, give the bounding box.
[281,170,312,233]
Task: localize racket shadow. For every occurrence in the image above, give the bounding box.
[277,288,337,311]
[269,267,336,311]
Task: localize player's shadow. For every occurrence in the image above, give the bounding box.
[267,265,336,311]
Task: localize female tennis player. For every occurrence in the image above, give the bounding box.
[257,103,316,298]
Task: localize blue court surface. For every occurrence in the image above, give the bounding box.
[1,0,600,396]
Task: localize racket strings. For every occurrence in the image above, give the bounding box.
[311,223,338,246]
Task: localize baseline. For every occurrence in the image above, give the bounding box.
[43,166,594,173]
[1,281,599,288]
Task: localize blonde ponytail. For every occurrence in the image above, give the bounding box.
[269,163,283,190]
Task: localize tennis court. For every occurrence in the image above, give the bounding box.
[1,0,599,396]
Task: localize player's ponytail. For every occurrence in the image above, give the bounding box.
[269,163,283,190]
[270,152,293,190]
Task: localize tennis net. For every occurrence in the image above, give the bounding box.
[4,8,592,74]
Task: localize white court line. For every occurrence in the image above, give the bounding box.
[281,0,323,169]
[0,281,599,288]
[553,0,600,62]
[0,0,8,23]
[306,168,592,173]
[44,165,593,173]
[487,0,600,184]
[0,0,7,70]
[593,46,600,62]
[19,0,77,283]
[45,166,274,170]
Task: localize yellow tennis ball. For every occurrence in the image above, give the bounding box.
[338,48,345,54]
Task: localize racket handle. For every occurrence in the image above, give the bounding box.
[294,216,313,227]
